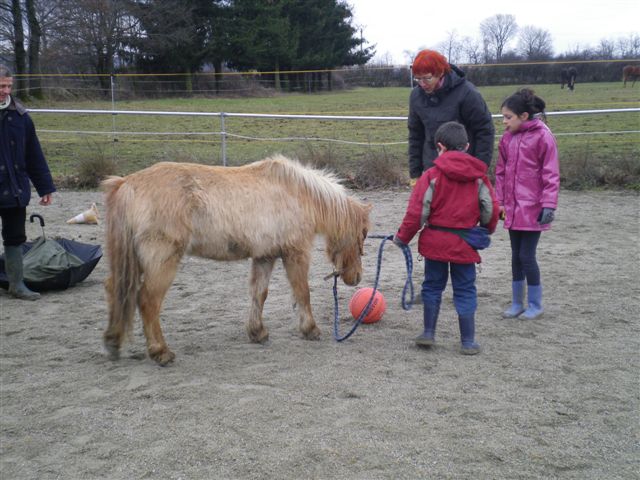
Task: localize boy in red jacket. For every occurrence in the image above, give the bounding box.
[394,122,499,354]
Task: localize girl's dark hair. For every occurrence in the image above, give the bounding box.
[501,88,547,121]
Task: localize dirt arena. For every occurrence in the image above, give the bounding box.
[1,187,638,479]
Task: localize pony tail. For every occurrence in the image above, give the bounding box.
[102,177,140,355]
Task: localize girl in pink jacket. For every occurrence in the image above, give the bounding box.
[495,88,560,320]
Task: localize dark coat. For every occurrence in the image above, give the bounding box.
[408,65,495,178]
[0,98,55,208]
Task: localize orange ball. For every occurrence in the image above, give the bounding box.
[349,288,386,324]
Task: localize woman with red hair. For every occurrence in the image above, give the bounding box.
[408,49,494,183]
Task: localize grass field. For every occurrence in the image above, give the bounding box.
[27,82,640,189]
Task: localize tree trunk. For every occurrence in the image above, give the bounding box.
[185,71,193,95]
[214,60,222,94]
[26,0,42,99]
[274,60,281,91]
[11,0,27,96]
[96,52,111,94]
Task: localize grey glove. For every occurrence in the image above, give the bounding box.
[538,207,555,225]
[393,235,408,249]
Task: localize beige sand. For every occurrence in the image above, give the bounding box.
[1,188,638,479]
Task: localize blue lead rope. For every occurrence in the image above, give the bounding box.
[332,234,414,342]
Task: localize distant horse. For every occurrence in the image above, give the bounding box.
[561,67,577,91]
[622,65,640,87]
[102,155,371,365]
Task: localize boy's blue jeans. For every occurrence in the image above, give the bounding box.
[421,259,477,316]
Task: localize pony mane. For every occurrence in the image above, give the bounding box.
[256,155,348,208]
[258,154,345,195]
[256,154,356,222]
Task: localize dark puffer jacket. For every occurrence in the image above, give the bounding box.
[408,65,495,178]
[0,98,55,208]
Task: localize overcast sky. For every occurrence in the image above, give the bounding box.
[348,0,640,64]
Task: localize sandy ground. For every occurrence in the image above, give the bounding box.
[0,187,638,480]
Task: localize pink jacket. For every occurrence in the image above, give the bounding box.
[495,119,560,231]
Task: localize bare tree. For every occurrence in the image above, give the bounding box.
[461,36,482,64]
[0,1,12,56]
[33,0,63,53]
[618,33,640,58]
[403,47,424,66]
[596,38,616,59]
[480,14,518,63]
[517,25,553,60]
[25,0,42,96]
[1,0,64,96]
[50,0,137,90]
[9,0,28,93]
[436,30,464,64]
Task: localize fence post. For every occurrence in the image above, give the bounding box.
[220,112,227,166]
[110,75,116,135]
[110,75,117,162]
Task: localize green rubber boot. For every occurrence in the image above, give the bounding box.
[4,246,40,301]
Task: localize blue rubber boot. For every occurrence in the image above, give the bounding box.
[415,302,439,347]
[458,314,480,355]
[502,280,526,318]
[522,284,543,320]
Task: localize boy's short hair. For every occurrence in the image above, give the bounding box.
[434,121,468,151]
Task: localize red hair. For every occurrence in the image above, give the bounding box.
[412,50,451,76]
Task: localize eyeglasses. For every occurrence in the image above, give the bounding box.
[414,75,438,84]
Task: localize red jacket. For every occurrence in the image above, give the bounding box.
[396,151,499,264]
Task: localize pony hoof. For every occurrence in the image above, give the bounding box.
[248,328,269,344]
[104,340,121,360]
[154,350,176,366]
[302,326,321,341]
[149,346,175,366]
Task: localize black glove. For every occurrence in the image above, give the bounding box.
[537,207,555,225]
[393,235,408,249]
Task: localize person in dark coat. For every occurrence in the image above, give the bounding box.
[408,49,495,184]
[394,122,499,354]
[1,65,56,300]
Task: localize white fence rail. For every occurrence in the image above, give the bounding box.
[29,107,640,167]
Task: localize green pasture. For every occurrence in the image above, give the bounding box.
[28,82,640,189]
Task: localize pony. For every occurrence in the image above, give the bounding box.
[622,65,640,87]
[560,67,577,91]
[102,155,371,365]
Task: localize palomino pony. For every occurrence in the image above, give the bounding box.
[102,155,371,365]
[622,65,640,87]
